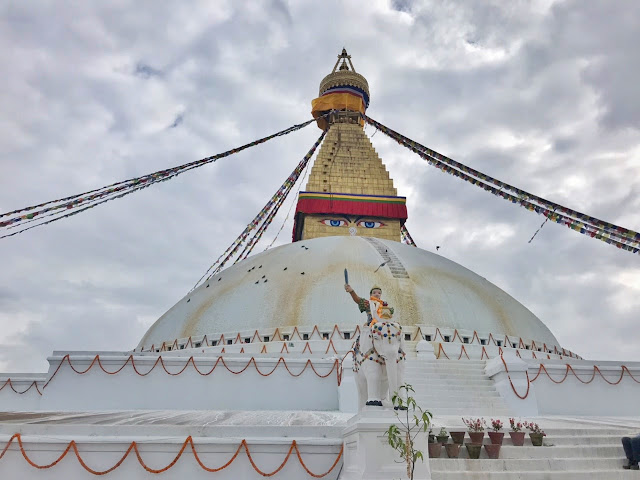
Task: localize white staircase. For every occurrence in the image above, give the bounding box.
[403,358,512,417]
[402,357,636,478]
[429,424,637,479]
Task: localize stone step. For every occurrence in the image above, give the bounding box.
[549,435,632,446]
[407,380,496,388]
[535,428,633,436]
[433,442,627,456]
[405,373,492,380]
[404,368,492,378]
[405,362,487,369]
[430,409,512,416]
[431,470,637,480]
[410,385,499,394]
[430,457,625,471]
[418,405,509,413]
[427,431,633,443]
[405,371,488,378]
[411,394,503,403]
[412,395,504,404]
[407,379,495,387]
[404,367,489,374]
[494,444,626,459]
[428,360,488,365]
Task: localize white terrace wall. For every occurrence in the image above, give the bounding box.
[487,355,640,417]
[1,351,340,412]
[0,376,45,411]
[0,435,342,480]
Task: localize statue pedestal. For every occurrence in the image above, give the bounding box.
[340,408,431,480]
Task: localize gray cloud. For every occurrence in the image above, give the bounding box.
[134,62,163,79]
[1,0,639,372]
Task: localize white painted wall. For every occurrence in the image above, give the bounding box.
[0,376,44,411]
[487,356,640,417]
[1,352,340,412]
[528,359,640,416]
[0,435,342,480]
[341,409,430,480]
[485,354,539,416]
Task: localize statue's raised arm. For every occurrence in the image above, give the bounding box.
[344,284,361,305]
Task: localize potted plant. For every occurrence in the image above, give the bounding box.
[445,442,461,458]
[428,440,442,458]
[449,431,466,445]
[488,419,504,445]
[462,417,486,445]
[436,427,449,444]
[524,421,546,446]
[509,418,525,446]
[483,443,501,459]
[466,443,482,459]
[428,428,436,445]
[384,384,433,479]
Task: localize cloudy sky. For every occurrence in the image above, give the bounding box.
[1,0,639,372]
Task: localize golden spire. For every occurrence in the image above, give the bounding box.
[293,50,407,243]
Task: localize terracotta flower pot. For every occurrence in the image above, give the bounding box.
[468,431,484,444]
[445,443,461,458]
[436,435,449,444]
[530,433,544,446]
[509,431,525,446]
[450,431,466,444]
[466,443,482,459]
[428,442,442,458]
[484,443,501,459]
[488,432,504,445]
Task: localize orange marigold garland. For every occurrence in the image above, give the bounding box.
[0,433,343,477]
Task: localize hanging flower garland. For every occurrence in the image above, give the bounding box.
[0,433,343,477]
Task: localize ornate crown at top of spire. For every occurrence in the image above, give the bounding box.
[318,48,370,103]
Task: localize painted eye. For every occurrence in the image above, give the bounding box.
[357,220,385,229]
[321,219,347,227]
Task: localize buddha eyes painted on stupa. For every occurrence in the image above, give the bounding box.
[321,219,348,227]
[319,216,386,229]
[357,220,385,229]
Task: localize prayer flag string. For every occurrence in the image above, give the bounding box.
[191,130,327,289]
[401,225,417,247]
[362,114,640,254]
[0,116,324,238]
[263,157,312,252]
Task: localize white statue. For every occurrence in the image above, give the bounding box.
[345,284,406,409]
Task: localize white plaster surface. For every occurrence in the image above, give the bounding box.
[0,374,44,411]
[138,236,559,348]
[0,434,343,480]
[525,359,640,416]
[341,408,431,480]
[34,352,340,412]
[1,354,640,478]
[486,356,640,417]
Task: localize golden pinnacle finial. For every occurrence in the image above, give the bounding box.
[332,48,356,73]
[312,48,371,130]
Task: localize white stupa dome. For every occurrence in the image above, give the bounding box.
[138,236,560,348]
